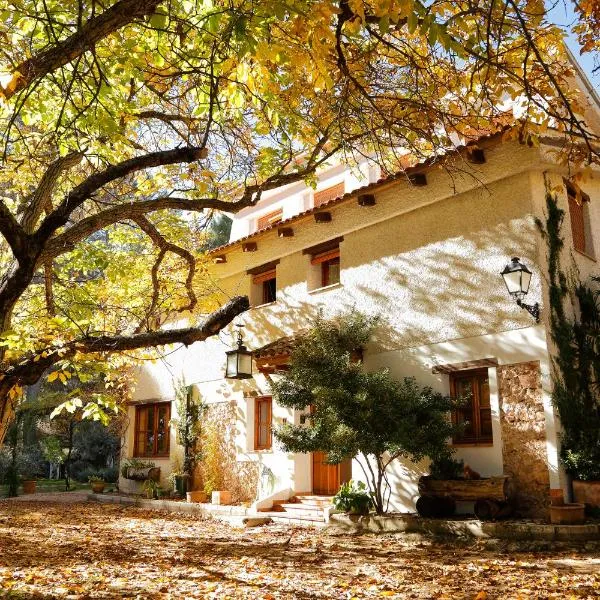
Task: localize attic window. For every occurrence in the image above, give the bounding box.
[256,209,283,231]
[314,182,345,207]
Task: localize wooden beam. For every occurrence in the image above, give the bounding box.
[242,242,258,252]
[358,194,376,206]
[432,357,498,374]
[314,212,332,223]
[408,173,427,186]
[278,227,294,238]
[213,254,227,264]
[467,148,486,164]
[302,236,344,255]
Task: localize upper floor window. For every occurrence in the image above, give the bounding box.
[567,182,594,258]
[311,247,340,287]
[254,396,272,450]
[450,369,492,445]
[256,209,283,231]
[134,402,171,458]
[304,237,343,291]
[314,182,345,207]
[249,261,279,305]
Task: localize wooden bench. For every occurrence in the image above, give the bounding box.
[417,475,514,520]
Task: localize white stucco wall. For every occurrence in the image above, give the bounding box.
[122,138,599,510]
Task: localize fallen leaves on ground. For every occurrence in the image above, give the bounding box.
[0,501,599,599]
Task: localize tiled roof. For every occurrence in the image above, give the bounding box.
[209,130,507,254]
[252,334,305,359]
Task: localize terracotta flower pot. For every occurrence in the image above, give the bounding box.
[91,481,106,494]
[186,490,208,503]
[550,488,564,506]
[549,503,586,525]
[211,490,232,505]
[22,480,36,494]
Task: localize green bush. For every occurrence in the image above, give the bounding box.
[333,480,373,515]
[429,455,464,480]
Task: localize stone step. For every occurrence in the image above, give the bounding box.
[279,504,325,518]
[292,495,334,507]
[266,512,326,525]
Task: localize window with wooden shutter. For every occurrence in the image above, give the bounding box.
[254,397,272,450]
[256,209,283,231]
[568,189,586,254]
[311,247,340,287]
[313,182,345,207]
[134,402,171,457]
[450,369,493,445]
[566,182,593,257]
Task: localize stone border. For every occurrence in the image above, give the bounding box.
[328,514,600,541]
[88,493,253,518]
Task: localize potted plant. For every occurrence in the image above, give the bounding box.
[89,475,106,494]
[19,453,41,495]
[143,478,159,499]
[333,480,373,516]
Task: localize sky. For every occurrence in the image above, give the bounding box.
[547,1,598,84]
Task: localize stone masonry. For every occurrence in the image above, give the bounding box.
[497,361,550,519]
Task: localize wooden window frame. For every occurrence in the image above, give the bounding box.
[450,369,493,446]
[250,265,277,305]
[134,401,171,458]
[254,396,272,450]
[310,246,340,288]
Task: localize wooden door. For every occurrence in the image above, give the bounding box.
[312,452,352,495]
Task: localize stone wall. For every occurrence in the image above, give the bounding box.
[497,361,550,518]
[194,401,259,504]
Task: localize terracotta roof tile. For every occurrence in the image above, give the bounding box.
[209,130,507,254]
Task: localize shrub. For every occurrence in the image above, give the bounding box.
[333,480,373,515]
[429,455,464,480]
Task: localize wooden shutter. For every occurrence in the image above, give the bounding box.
[314,182,345,207]
[310,247,340,265]
[252,269,276,285]
[568,191,586,254]
[257,209,283,230]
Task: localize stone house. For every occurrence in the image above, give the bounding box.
[118,121,600,519]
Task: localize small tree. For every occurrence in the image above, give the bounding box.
[538,193,600,481]
[171,381,204,480]
[272,314,457,514]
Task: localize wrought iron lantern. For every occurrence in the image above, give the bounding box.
[225,325,253,379]
[500,257,540,322]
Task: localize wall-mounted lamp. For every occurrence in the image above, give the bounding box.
[500,257,540,323]
[225,325,253,379]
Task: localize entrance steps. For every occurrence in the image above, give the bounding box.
[259,494,334,524]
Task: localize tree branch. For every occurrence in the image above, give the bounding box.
[0,202,28,258]
[20,151,85,233]
[35,146,208,243]
[133,215,197,330]
[3,295,250,385]
[0,0,162,101]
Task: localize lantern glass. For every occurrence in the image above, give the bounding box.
[238,351,253,376]
[501,257,532,297]
[226,352,239,378]
[225,346,253,379]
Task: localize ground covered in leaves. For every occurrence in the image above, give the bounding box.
[1,501,599,599]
